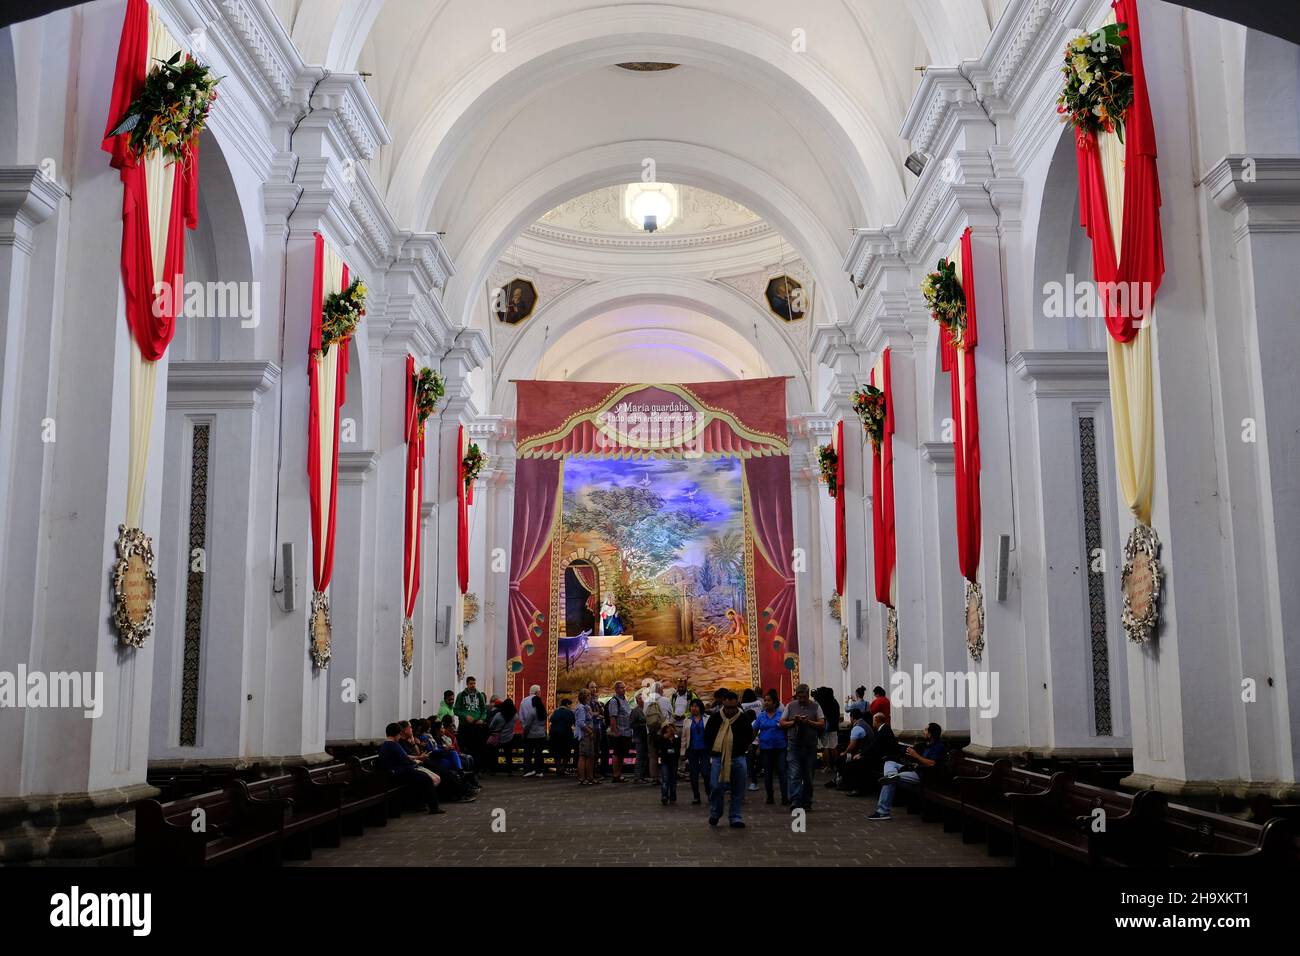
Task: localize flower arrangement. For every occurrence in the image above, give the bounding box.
[852,384,887,449]
[320,278,366,350]
[462,442,486,489]
[110,53,221,164]
[817,441,838,497]
[1056,23,1133,143]
[413,367,445,427]
[921,258,965,339]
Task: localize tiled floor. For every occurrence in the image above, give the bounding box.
[293,771,1010,867]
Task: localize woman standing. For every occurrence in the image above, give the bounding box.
[753,689,789,805]
[683,699,710,805]
[486,698,518,776]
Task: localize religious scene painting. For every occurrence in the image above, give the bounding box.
[494,277,537,324]
[555,455,753,699]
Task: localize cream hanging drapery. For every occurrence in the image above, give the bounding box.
[1100,125,1155,527]
[125,7,180,529]
[313,242,346,588]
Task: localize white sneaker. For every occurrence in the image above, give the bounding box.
[522,771,536,778]
[748,783,759,791]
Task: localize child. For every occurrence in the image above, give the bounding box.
[659,720,680,805]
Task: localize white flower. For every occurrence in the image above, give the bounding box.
[166,81,174,90]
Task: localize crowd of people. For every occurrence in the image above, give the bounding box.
[380,676,948,827]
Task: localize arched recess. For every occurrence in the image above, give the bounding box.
[0,28,16,164]
[378,5,906,227]
[175,128,257,362]
[1242,28,1300,153]
[490,275,814,415]
[442,141,854,340]
[562,548,606,638]
[1028,127,1109,353]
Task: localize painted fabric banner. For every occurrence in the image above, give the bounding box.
[507,379,797,707]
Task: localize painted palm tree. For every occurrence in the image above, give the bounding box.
[708,530,745,610]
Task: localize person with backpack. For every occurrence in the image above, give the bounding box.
[519,685,549,777]
[813,686,842,789]
[643,684,667,784]
[605,681,633,782]
[631,692,649,782]
[548,698,577,775]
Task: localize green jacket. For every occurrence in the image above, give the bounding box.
[437,701,455,721]
[454,687,488,722]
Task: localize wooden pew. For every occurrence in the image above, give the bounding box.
[1164,804,1298,867]
[955,758,1031,855]
[135,787,282,866]
[228,775,342,862]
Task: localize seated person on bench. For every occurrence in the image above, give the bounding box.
[868,722,946,822]
[379,722,445,815]
[838,708,876,796]
[412,719,478,800]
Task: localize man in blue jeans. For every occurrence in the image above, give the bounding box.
[780,683,825,811]
[868,722,947,821]
[703,690,755,827]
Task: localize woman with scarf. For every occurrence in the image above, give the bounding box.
[703,689,755,828]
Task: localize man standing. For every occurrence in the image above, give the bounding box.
[868,722,946,821]
[779,683,825,812]
[454,676,489,769]
[704,689,755,828]
[605,681,632,782]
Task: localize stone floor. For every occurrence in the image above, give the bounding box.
[293,770,1010,867]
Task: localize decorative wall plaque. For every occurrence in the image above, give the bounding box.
[401,617,414,676]
[886,606,899,667]
[1121,523,1163,643]
[111,524,157,648]
[828,591,841,622]
[965,580,985,661]
[456,636,468,683]
[838,623,849,671]
[309,590,332,669]
[463,592,480,627]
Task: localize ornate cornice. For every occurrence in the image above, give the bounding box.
[165,360,281,410]
[1206,155,1300,242]
[1011,349,1109,398]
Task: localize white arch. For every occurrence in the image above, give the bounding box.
[491,275,813,415]
[442,139,854,339]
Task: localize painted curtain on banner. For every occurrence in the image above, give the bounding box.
[506,379,798,707]
[307,234,350,667]
[1074,0,1163,527]
[102,1,200,646]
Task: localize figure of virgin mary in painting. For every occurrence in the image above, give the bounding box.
[600,594,624,636]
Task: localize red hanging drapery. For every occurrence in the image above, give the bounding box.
[457,424,470,594]
[945,228,982,583]
[1074,0,1164,343]
[870,349,897,606]
[101,0,199,361]
[834,419,846,596]
[403,354,424,619]
[307,235,349,593]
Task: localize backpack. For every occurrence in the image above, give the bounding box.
[645,697,665,730]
